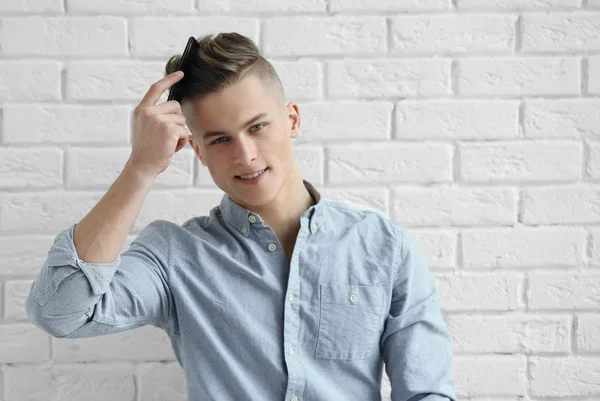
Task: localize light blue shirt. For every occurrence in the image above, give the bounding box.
[26,180,456,401]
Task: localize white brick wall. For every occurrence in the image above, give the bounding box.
[0,1,599,400]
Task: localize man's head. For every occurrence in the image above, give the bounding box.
[164,33,301,209]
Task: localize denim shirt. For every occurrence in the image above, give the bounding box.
[26,180,456,401]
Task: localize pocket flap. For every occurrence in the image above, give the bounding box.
[320,283,383,306]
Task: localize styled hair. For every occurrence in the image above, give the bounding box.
[164,33,285,104]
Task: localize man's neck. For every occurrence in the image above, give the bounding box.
[245,166,314,244]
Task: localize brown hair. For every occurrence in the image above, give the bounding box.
[165,33,285,104]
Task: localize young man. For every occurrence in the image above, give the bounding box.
[26,33,456,401]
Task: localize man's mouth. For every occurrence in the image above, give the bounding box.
[236,168,268,180]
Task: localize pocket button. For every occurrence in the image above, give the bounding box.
[349,293,359,302]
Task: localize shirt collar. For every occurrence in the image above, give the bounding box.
[218,179,326,236]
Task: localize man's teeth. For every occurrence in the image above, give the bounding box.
[239,169,265,179]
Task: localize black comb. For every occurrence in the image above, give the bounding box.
[167,36,199,103]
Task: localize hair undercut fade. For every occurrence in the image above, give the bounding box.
[165,33,286,105]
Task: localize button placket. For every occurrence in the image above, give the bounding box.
[283,221,305,401]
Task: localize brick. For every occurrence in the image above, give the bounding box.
[524,99,600,138]
[66,148,194,189]
[1,17,127,56]
[295,146,324,185]
[391,187,517,227]
[131,18,259,57]
[395,100,519,140]
[0,148,62,189]
[523,186,600,225]
[530,357,600,397]
[327,143,452,184]
[446,314,571,353]
[264,17,386,56]
[591,228,600,265]
[269,60,322,101]
[407,229,456,268]
[67,61,172,101]
[390,15,515,53]
[462,227,585,268]
[0,324,50,363]
[577,313,600,352]
[454,355,527,396]
[459,141,581,182]
[0,192,103,234]
[69,0,190,13]
[0,62,61,102]
[528,271,600,310]
[0,0,62,12]
[0,236,54,276]
[590,56,600,95]
[457,0,579,9]
[300,101,392,142]
[5,363,135,401]
[588,142,600,179]
[331,0,450,11]
[320,187,388,215]
[54,325,174,362]
[4,105,130,144]
[434,272,522,311]
[4,280,34,321]
[138,362,187,401]
[198,0,326,12]
[457,57,579,96]
[522,13,600,52]
[328,59,451,98]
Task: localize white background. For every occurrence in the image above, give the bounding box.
[1,0,600,400]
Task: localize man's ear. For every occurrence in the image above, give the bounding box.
[286,101,300,139]
[188,134,206,165]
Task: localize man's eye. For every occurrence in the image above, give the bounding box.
[211,137,227,145]
[250,123,265,132]
[210,124,264,145]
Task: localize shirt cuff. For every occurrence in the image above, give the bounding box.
[45,223,122,295]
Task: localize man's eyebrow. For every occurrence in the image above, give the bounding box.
[202,113,268,140]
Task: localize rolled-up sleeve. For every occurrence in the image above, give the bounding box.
[26,220,174,338]
[380,227,457,401]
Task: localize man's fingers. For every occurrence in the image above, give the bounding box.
[139,71,184,108]
[162,112,187,127]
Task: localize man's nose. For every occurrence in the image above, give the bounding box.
[233,134,257,166]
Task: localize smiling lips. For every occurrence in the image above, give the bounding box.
[236,168,267,180]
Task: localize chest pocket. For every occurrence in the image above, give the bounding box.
[315,283,384,360]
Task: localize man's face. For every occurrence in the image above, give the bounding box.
[184,74,300,208]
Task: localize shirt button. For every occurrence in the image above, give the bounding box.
[288,294,295,302]
[288,346,295,355]
[349,293,359,302]
[311,222,318,232]
[268,243,277,252]
[248,215,256,223]
[291,397,299,401]
[240,226,248,234]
